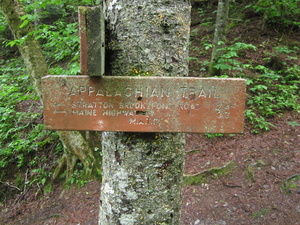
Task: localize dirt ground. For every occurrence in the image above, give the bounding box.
[1,3,300,225]
[0,111,299,224]
[182,111,300,225]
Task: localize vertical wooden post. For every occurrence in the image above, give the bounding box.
[79,6,105,76]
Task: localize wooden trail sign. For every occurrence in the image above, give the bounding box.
[43,75,246,133]
[78,6,105,76]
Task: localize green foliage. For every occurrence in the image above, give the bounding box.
[190,3,299,133]
[35,21,80,64]
[288,121,300,127]
[0,13,6,32]
[20,0,97,14]
[199,39,300,133]
[205,133,224,138]
[0,0,102,201]
[1,0,299,203]
[213,42,257,71]
[196,7,213,28]
[65,167,90,188]
[183,161,236,185]
[251,0,300,29]
[0,58,61,201]
[246,56,300,132]
[281,174,300,194]
[252,208,271,218]
[5,0,87,73]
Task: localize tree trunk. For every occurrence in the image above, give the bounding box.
[0,0,101,181]
[209,0,230,76]
[99,1,191,224]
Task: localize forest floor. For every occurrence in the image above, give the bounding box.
[1,4,300,225]
[0,111,299,225]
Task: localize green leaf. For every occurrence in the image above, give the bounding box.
[214,63,232,70]
[19,19,29,29]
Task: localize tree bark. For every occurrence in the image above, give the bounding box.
[99,1,191,224]
[209,0,230,76]
[0,0,101,180]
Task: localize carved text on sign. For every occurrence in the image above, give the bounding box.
[42,76,246,133]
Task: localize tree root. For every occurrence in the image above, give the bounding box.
[52,131,102,181]
[183,161,236,185]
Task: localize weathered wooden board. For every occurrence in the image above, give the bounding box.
[78,6,105,76]
[42,76,246,133]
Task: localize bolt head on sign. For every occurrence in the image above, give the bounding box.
[42,76,246,133]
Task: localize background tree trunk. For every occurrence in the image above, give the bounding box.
[99,1,191,224]
[209,0,230,76]
[0,0,101,181]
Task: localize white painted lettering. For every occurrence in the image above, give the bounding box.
[102,110,135,116]
[71,109,96,116]
[150,88,159,97]
[96,88,105,96]
[88,86,95,96]
[69,86,76,96]
[161,87,171,97]
[129,118,136,124]
[125,87,132,97]
[135,88,143,97]
[79,86,86,95]
[198,89,206,98]
[129,117,159,125]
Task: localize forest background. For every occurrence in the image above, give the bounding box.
[0,0,299,224]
